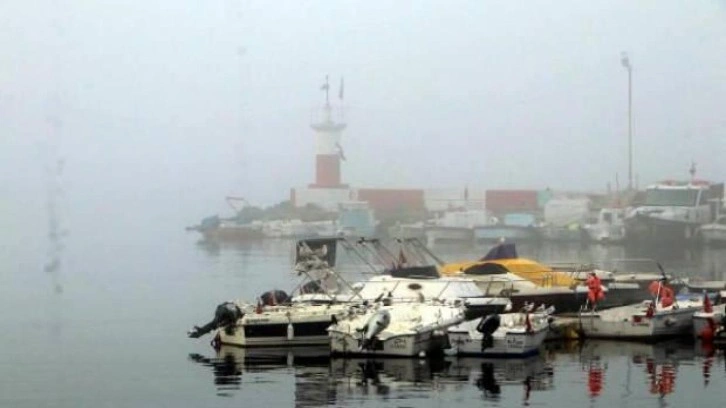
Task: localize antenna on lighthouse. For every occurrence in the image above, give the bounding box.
[320,75,330,107]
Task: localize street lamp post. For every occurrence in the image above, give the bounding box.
[621,52,633,191]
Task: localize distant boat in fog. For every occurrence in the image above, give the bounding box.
[186,198,378,242]
[584,207,626,244]
[424,209,495,245]
[474,213,542,244]
[623,179,724,245]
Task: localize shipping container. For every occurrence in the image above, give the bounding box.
[356,188,426,214]
[485,190,539,214]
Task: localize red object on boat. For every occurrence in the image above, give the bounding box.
[586,274,605,306]
[645,302,655,318]
[648,280,675,307]
[703,293,713,313]
[660,286,674,308]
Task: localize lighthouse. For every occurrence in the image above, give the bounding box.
[309,75,347,189]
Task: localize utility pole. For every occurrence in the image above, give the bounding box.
[621,52,633,191]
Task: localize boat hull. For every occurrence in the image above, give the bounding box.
[463,297,513,320]
[425,227,474,245]
[329,330,437,357]
[216,305,349,347]
[624,214,701,245]
[448,314,550,357]
[541,226,588,243]
[585,226,625,244]
[508,291,586,315]
[578,303,700,340]
[471,281,589,314]
[700,226,726,246]
[693,305,726,338]
[201,225,265,241]
[327,302,466,357]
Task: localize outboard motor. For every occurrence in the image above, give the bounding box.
[188,302,244,339]
[476,314,501,351]
[259,290,290,306]
[360,309,391,350]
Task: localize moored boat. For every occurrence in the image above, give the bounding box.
[474,213,542,244]
[438,243,644,314]
[327,300,466,357]
[623,178,724,245]
[187,237,361,348]
[584,207,626,244]
[291,237,513,320]
[447,308,553,357]
[424,209,494,245]
[693,291,726,339]
[698,214,726,246]
[187,295,353,348]
[577,281,703,341]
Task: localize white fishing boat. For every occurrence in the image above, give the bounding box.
[447,307,553,357]
[328,300,466,357]
[187,237,364,348]
[290,238,513,320]
[584,207,626,244]
[578,283,703,340]
[295,272,512,320]
[188,298,354,348]
[693,291,726,339]
[424,209,495,245]
[698,214,726,246]
[623,177,724,244]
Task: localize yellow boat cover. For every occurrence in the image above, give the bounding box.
[439,258,579,288]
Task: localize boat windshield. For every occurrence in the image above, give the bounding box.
[644,188,699,206]
[464,263,509,275]
[388,265,440,279]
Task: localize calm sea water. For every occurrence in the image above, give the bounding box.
[3,224,726,407]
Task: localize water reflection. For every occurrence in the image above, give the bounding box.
[188,345,554,404]
[188,345,330,398]
[556,339,719,400]
[441,355,554,403]
[188,339,726,406]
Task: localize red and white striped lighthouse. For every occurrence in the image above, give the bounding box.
[310,75,347,189]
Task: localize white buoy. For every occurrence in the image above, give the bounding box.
[287,322,294,340]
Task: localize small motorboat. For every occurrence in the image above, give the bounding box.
[187,296,354,348]
[698,214,726,246]
[327,300,466,357]
[693,290,726,339]
[577,280,703,341]
[187,237,362,348]
[446,305,554,357]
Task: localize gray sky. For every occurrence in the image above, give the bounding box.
[1,0,725,231]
